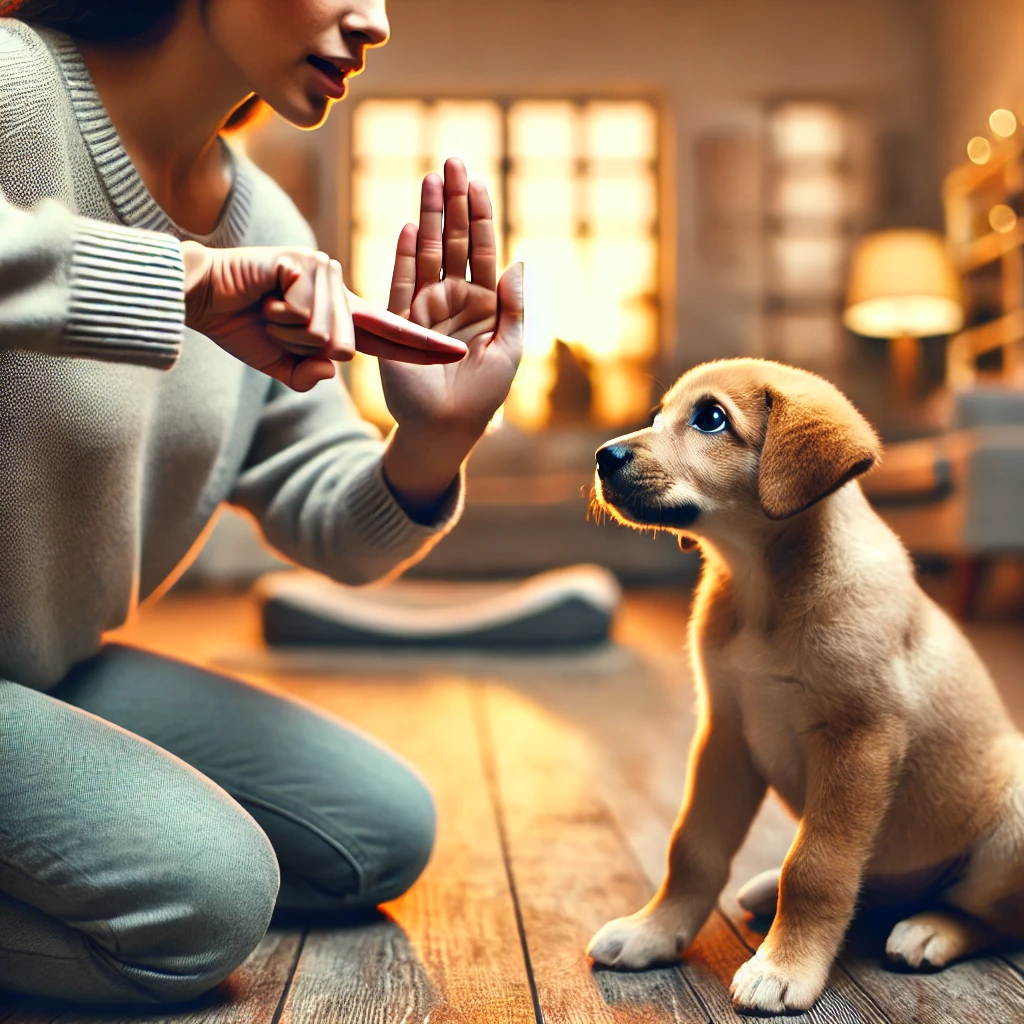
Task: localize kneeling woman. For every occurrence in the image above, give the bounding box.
[0,0,522,1003]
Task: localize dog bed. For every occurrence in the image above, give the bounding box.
[256,565,622,649]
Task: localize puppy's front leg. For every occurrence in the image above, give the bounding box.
[730,725,902,1014]
[588,715,766,970]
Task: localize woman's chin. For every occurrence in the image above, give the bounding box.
[265,90,334,130]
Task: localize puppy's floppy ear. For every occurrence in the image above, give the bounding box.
[758,385,881,520]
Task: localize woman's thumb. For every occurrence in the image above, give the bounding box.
[495,262,524,352]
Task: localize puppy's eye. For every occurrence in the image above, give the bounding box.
[690,403,728,434]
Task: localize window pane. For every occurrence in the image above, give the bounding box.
[431,101,503,176]
[354,100,426,158]
[770,102,847,163]
[352,173,422,230]
[509,172,576,234]
[772,169,848,223]
[771,234,847,295]
[508,101,577,160]
[585,171,658,230]
[584,101,657,162]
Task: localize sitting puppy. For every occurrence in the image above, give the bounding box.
[587,358,1024,1014]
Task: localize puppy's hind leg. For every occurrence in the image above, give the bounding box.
[737,867,781,916]
[886,910,998,970]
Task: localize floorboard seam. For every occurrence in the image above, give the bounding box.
[471,685,546,1024]
[596,778,715,1022]
[268,929,307,1024]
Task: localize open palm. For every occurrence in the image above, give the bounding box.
[379,159,523,435]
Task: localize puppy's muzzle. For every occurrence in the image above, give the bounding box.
[594,442,700,528]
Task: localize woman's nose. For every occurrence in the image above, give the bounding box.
[342,1,390,48]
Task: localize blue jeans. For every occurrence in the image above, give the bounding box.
[0,645,435,1003]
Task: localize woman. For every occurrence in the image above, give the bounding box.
[0,0,523,1004]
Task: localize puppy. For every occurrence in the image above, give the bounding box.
[586,358,1024,1014]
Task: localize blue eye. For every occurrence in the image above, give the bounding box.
[690,403,728,434]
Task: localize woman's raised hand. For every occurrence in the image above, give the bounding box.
[378,158,524,520]
[379,158,524,437]
[180,242,468,392]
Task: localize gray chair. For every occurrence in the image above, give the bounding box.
[863,383,1024,616]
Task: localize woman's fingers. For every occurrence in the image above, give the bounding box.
[354,328,463,364]
[388,222,418,315]
[468,179,498,292]
[442,157,470,282]
[328,258,355,361]
[416,172,445,290]
[348,289,467,359]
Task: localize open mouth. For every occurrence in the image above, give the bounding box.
[597,481,700,529]
[306,54,349,87]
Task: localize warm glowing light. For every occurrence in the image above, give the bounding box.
[773,170,847,221]
[990,204,1018,233]
[989,109,1018,137]
[348,354,393,428]
[584,102,657,161]
[967,136,993,164]
[771,103,847,162]
[351,97,661,429]
[844,229,963,338]
[772,235,847,294]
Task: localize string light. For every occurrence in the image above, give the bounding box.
[968,136,992,164]
[989,109,1018,137]
[989,204,1018,233]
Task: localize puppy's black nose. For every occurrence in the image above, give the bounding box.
[596,443,633,479]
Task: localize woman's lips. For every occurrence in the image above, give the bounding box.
[306,55,348,99]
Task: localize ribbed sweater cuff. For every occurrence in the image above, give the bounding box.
[63,219,185,368]
[345,457,465,556]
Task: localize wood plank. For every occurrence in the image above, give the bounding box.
[265,676,535,1024]
[477,683,709,1024]
[0,932,303,1024]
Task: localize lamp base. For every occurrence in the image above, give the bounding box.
[890,334,920,401]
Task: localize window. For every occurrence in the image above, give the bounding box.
[350,98,661,430]
[762,102,866,368]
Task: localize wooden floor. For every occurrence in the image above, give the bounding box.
[4,589,1024,1024]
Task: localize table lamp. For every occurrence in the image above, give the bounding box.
[843,229,964,397]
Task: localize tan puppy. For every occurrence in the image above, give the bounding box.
[586,358,1024,1014]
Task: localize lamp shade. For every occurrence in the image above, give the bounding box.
[843,229,964,338]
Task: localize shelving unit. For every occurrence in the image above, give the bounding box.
[944,135,1024,385]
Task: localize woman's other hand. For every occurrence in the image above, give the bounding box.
[380,158,525,519]
[181,242,468,392]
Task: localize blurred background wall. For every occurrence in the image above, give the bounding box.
[185,0,1024,607]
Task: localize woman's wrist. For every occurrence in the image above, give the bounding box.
[180,240,213,327]
[382,420,481,524]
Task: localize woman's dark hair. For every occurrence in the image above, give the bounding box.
[0,0,263,130]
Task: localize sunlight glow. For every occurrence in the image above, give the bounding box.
[351,98,661,429]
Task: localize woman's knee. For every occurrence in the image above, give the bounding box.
[276,756,437,911]
[143,812,280,1001]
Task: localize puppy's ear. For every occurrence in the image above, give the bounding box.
[678,534,698,552]
[758,385,881,520]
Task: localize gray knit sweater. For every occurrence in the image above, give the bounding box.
[0,19,463,690]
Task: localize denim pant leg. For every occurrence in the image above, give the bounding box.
[53,645,437,912]
[0,680,280,1003]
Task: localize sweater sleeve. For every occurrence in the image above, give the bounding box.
[0,190,185,368]
[229,375,465,586]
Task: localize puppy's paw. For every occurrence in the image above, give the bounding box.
[730,951,825,1014]
[587,912,685,971]
[885,911,990,971]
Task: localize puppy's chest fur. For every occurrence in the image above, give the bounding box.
[709,627,815,815]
